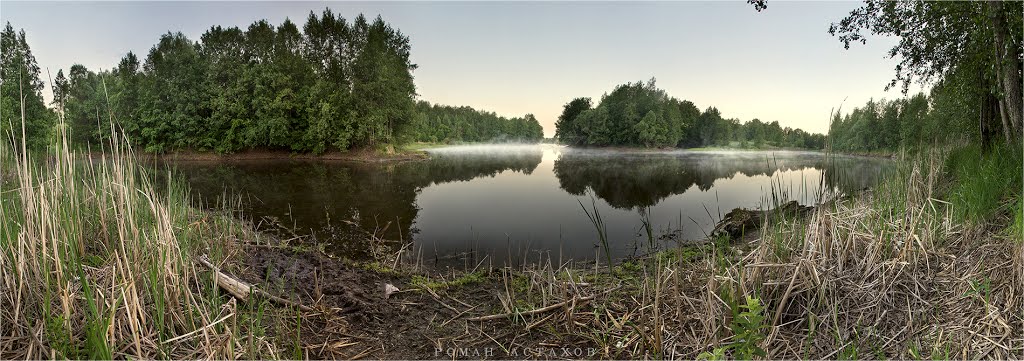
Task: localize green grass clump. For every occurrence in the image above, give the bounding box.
[1009,196,1023,242]
[412,269,488,291]
[699,296,768,360]
[353,260,404,276]
[944,143,1023,225]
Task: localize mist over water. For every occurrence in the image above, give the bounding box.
[173,144,891,266]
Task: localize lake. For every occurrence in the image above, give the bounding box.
[172,145,891,267]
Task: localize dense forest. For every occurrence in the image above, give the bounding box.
[407,101,543,143]
[553,79,827,149]
[829,1,1022,151]
[2,12,539,154]
[829,93,934,152]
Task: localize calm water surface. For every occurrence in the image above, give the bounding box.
[172,145,891,266]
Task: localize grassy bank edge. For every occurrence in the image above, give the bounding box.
[4,118,1021,358]
[353,142,1023,359]
[0,122,312,358]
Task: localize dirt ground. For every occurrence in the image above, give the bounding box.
[216,201,780,359]
[237,246,606,360]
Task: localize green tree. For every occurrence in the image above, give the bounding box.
[138,32,211,152]
[64,64,108,145]
[350,15,417,147]
[557,80,822,150]
[409,101,543,143]
[1,22,55,150]
[554,97,592,145]
[831,1,1023,142]
[112,52,143,143]
[634,110,669,147]
[52,69,68,112]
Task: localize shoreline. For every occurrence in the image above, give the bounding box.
[9,138,1021,359]
[216,161,1021,359]
[122,143,895,163]
[128,147,430,163]
[558,144,896,159]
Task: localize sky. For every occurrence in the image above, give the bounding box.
[1,1,925,137]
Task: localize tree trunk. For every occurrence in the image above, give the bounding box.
[988,0,1023,140]
[999,98,1012,143]
[981,91,992,151]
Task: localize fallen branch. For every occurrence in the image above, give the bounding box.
[198,255,314,311]
[467,295,595,321]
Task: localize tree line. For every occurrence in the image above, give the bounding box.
[3,12,540,154]
[826,90,972,153]
[44,11,419,153]
[829,1,1022,148]
[554,79,826,149]
[408,101,543,143]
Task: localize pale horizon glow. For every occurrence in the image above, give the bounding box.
[1,1,928,137]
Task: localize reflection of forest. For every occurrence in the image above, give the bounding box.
[553,150,890,209]
[172,148,542,258]
[173,147,888,259]
[402,148,543,187]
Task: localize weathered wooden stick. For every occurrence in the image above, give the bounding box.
[198,255,314,311]
[198,255,252,301]
[467,295,595,321]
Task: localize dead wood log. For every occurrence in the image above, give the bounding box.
[198,255,252,301]
[711,200,812,240]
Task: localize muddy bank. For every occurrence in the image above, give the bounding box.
[216,201,809,359]
[213,192,1024,360]
[215,203,795,359]
[233,245,615,359]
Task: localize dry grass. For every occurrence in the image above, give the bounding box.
[4,100,1019,359]
[480,149,1023,359]
[0,118,293,358]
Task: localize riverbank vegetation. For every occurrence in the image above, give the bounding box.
[4,116,1020,359]
[554,79,828,149]
[2,0,1022,359]
[829,1,1022,153]
[0,118,321,357]
[448,145,1021,359]
[2,12,540,156]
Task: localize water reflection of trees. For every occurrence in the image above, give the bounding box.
[173,148,542,258]
[401,148,542,187]
[553,150,890,209]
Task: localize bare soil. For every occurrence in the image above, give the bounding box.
[236,246,563,359]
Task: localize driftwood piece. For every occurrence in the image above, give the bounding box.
[467,295,595,321]
[711,200,812,240]
[198,255,314,311]
[198,255,252,301]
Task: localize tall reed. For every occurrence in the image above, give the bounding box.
[1,105,279,358]
[578,196,611,267]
